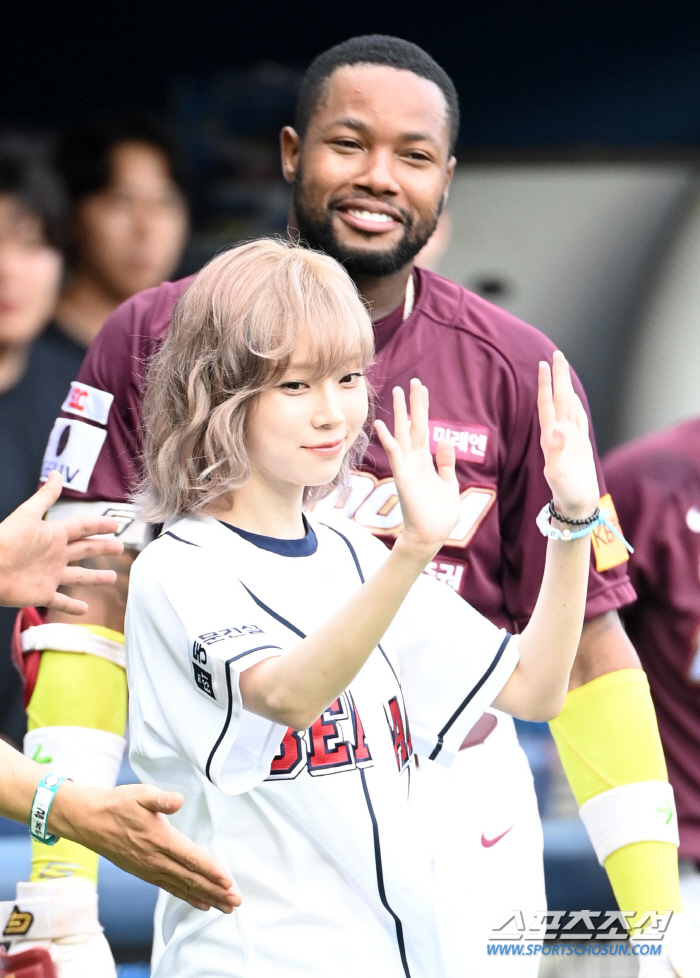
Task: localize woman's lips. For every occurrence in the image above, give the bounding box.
[303,440,345,457]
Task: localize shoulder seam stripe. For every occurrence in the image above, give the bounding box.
[204,645,282,782]
[429,632,512,761]
[238,582,306,639]
[320,522,365,582]
[163,531,201,547]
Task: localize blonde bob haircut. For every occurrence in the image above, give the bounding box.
[136,238,375,521]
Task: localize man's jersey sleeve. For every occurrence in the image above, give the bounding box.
[386,576,519,767]
[125,539,287,794]
[39,279,191,509]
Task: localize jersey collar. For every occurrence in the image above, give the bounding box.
[218,515,318,557]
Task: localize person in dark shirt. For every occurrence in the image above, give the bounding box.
[0,137,84,747]
[52,115,190,355]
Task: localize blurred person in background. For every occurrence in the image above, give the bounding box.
[51,115,189,355]
[0,136,80,748]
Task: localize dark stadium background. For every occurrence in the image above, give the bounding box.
[4,0,700,148]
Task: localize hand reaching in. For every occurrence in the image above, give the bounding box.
[375,378,460,560]
[0,470,124,614]
[538,351,600,519]
[55,781,241,913]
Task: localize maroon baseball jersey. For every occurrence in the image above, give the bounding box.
[604,418,700,860]
[42,265,634,631]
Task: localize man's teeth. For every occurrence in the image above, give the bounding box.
[348,210,394,223]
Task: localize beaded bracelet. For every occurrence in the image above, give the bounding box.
[548,500,600,527]
[30,772,68,846]
[536,503,634,552]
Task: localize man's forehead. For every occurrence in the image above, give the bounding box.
[313,63,450,143]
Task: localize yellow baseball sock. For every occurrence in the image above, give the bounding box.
[26,627,127,884]
[550,669,681,934]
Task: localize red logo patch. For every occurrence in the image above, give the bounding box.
[428,420,489,464]
[67,386,88,411]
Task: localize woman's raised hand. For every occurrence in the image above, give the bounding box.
[374,379,460,560]
[538,351,600,519]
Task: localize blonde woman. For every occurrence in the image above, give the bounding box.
[125,238,599,978]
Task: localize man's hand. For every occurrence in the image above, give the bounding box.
[0,471,124,615]
[51,781,241,913]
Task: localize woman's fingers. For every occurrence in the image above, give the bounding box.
[391,385,412,455]
[537,360,556,440]
[377,379,433,473]
[373,420,402,473]
[434,439,457,486]
[551,350,579,423]
[573,390,589,437]
[408,378,429,450]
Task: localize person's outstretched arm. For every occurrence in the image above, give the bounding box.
[241,352,599,729]
[0,738,240,913]
[494,351,600,719]
[0,471,124,615]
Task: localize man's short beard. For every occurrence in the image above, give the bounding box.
[291,172,441,278]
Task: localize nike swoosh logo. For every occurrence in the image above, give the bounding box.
[481,827,514,848]
[31,745,53,764]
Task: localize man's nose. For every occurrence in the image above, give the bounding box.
[354,148,401,198]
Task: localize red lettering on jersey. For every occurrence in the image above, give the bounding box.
[307,699,354,775]
[269,727,305,779]
[266,693,374,781]
[68,386,88,411]
[351,698,372,764]
[387,696,410,772]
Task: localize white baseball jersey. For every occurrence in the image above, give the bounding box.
[125,512,519,978]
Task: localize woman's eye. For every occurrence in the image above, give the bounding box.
[281,381,308,392]
[340,371,364,385]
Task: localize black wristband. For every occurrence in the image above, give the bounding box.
[548,501,600,527]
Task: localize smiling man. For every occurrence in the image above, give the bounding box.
[9,35,687,978]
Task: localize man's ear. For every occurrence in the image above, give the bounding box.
[443,155,456,204]
[280,127,301,185]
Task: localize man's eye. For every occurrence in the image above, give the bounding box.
[340,372,363,385]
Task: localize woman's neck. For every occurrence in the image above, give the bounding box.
[209,475,306,539]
